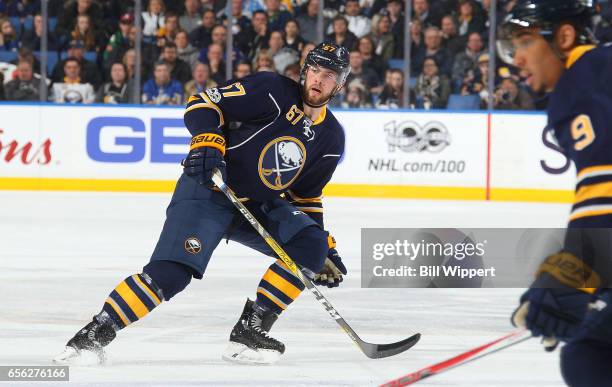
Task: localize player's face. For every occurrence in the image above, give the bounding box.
[304,65,339,106]
[511,30,564,93]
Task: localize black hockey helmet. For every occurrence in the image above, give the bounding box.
[497,0,598,64]
[300,42,351,105]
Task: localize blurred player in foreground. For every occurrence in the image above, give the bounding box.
[54,42,350,365]
[498,1,612,385]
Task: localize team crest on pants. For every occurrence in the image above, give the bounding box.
[258,136,306,190]
[184,237,202,254]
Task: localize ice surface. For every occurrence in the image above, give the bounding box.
[0,191,571,386]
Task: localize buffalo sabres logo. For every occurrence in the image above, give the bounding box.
[184,237,202,254]
[302,118,315,142]
[258,136,307,190]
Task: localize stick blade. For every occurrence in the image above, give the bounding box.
[362,333,421,359]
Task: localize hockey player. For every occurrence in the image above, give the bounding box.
[497,1,612,386]
[54,42,351,365]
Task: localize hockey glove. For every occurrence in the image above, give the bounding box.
[314,235,347,288]
[182,130,227,187]
[512,252,598,350]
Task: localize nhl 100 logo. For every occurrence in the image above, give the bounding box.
[384,121,451,153]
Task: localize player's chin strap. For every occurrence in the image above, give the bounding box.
[211,169,421,359]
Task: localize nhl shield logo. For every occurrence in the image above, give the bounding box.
[184,237,202,254]
[258,136,307,190]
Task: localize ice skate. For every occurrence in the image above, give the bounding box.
[53,317,116,365]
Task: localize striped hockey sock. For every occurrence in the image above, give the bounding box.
[256,260,305,314]
[101,273,163,329]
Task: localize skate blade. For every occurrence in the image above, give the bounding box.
[53,346,105,366]
[221,342,281,365]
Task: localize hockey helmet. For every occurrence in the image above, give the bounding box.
[497,0,598,64]
[300,42,351,105]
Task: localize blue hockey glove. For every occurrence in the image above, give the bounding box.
[314,235,347,288]
[181,130,227,187]
[512,252,598,350]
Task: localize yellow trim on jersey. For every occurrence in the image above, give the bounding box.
[297,206,324,213]
[287,190,323,203]
[115,281,149,319]
[312,106,327,125]
[566,45,596,69]
[577,165,612,180]
[570,207,612,221]
[578,288,596,294]
[187,95,199,104]
[133,274,162,305]
[262,270,302,300]
[184,92,225,126]
[574,181,612,204]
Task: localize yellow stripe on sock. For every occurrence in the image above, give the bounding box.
[262,269,302,300]
[105,298,129,326]
[132,275,162,305]
[115,281,150,319]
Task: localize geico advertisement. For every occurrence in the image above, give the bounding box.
[332,111,488,187]
[0,105,188,180]
[490,113,575,190]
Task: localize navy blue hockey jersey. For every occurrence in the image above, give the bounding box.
[183,72,345,226]
[548,45,612,227]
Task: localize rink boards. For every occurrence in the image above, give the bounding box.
[0,103,575,202]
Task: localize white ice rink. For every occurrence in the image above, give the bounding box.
[1,191,572,386]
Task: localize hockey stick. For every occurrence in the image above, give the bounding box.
[380,329,531,386]
[212,170,421,359]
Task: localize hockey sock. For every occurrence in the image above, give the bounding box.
[101,273,163,329]
[256,260,305,314]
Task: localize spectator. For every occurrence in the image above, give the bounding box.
[0,17,19,50]
[342,78,372,108]
[4,60,43,101]
[296,0,320,43]
[368,14,394,61]
[156,11,181,48]
[55,0,103,44]
[407,17,425,61]
[188,9,216,49]
[159,42,191,85]
[385,0,405,57]
[21,13,58,50]
[237,10,269,60]
[242,0,266,18]
[51,40,101,88]
[205,42,226,83]
[51,57,95,103]
[451,31,483,92]
[142,0,166,39]
[413,0,440,28]
[346,49,379,94]
[414,26,452,76]
[10,46,41,74]
[142,61,182,105]
[184,61,216,98]
[284,19,305,53]
[104,13,133,63]
[254,49,275,72]
[233,60,252,79]
[122,48,137,80]
[326,15,358,50]
[357,36,386,80]
[179,0,201,33]
[175,30,199,68]
[69,14,100,51]
[343,0,371,38]
[414,56,451,109]
[283,62,300,82]
[96,62,131,104]
[1,0,40,18]
[299,41,316,65]
[268,30,299,73]
[494,77,535,110]
[441,14,464,55]
[456,0,485,37]
[226,0,253,39]
[474,52,490,106]
[265,0,292,32]
[376,68,405,109]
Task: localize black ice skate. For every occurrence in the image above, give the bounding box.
[53,316,116,365]
[222,299,285,365]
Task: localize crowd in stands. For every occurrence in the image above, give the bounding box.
[0,0,610,109]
